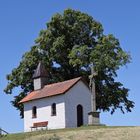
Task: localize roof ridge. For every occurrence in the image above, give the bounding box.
[44,77,82,88]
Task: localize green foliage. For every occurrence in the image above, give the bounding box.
[4,9,134,118]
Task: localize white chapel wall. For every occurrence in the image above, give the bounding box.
[24,94,66,132]
[65,80,92,128]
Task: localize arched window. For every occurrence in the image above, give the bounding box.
[32,106,37,118]
[51,103,56,116]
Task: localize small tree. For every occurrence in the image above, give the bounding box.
[4,9,134,118]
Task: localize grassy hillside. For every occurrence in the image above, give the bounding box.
[1,126,140,140]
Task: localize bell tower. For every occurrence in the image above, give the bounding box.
[33,62,48,90]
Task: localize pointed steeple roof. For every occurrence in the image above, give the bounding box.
[33,62,48,79]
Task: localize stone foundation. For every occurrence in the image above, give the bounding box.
[88,112,100,125]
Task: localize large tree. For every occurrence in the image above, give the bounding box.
[4,9,134,118]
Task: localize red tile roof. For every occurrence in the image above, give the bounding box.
[19,77,82,103]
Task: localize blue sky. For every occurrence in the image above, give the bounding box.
[0,0,140,133]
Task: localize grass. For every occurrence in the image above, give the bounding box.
[0,126,140,140]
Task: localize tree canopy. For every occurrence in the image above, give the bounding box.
[4,9,134,118]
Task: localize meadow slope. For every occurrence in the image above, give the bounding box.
[1,126,140,140]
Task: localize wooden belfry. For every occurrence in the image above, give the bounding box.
[88,63,100,125]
